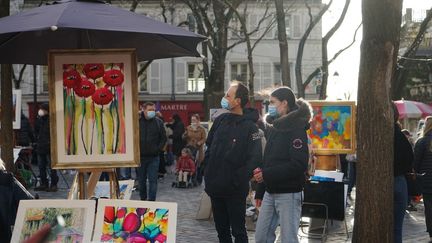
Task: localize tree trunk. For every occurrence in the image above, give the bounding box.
[274,0,290,87]
[296,1,332,98]
[207,55,227,111]
[353,0,402,242]
[319,38,329,100]
[0,0,14,173]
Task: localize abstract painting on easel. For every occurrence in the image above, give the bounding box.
[308,101,356,154]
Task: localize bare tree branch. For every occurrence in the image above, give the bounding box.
[327,22,362,64]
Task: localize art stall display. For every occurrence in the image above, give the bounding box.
[11,200,95,243]
[0,89,22,129]
[48,49,139,169]
[93,199,178,243]
[308,101,356,154]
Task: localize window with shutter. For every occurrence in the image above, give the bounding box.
[262,63,272,89]
[149,62,160,93]
[138,63,148,92]
[253,63,261,92]
[175,62,187,94]
[292,15,301,38]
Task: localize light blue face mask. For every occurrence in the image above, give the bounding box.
[221,97,231,110]
[268,105,279,118]
[146,110,156,119]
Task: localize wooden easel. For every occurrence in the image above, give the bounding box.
[68,168,120,200]
[314,154,340,171]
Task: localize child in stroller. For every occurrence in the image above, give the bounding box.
[172,148,196,188]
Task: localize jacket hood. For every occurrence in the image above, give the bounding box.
[266,98,312,131]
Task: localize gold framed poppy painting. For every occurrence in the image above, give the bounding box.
[48,49,139,169]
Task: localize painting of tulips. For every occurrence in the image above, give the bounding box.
[49,49,139,169]
[94,200,178,243]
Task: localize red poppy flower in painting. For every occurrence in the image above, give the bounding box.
[103,69,124,87]
[74,79,96,98]
[92,87,114,105]
[83,63,105,80]
[63,69,82,88]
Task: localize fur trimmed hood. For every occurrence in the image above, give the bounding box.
[265,98,312,131]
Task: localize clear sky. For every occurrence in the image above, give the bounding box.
[323,0,432,101]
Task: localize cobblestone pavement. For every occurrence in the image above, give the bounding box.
[28,170,430,242]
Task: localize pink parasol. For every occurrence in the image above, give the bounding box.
[394,100,432,119]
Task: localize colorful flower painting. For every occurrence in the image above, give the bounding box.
[94,200,177,243]
[62,63,126,156]
[49,50,139,169]
[308,101,356,154]
[11,200,95,243]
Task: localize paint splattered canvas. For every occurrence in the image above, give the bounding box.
[308,101,356,154]
[94,199,177,243]
[11,200,95,243]
[49,50,139,169]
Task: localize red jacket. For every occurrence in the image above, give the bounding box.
[176,155,196,174]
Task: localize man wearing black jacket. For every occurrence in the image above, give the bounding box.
[204,82,262,243]
[138,102,167,201]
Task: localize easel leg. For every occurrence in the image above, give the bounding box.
[109,170,120,199]
[78,172,86,200]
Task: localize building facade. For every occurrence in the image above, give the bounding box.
[15,0,323,124]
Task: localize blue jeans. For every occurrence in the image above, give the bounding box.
[138,156,160,201]
[394,175,408,243]
[120,167,132,179]
[255,192,302,243]
[37,153,58,186]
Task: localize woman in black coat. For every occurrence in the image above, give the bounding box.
[167,114,185,157]
[414,116,432,242]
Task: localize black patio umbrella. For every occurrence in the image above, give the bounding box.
[0,0,205,65]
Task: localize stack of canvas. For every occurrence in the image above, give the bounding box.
[12,199,177,243]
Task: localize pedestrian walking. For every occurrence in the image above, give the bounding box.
[15,111,34,147]
[138,102,167,201]
[204,82,262,243]
[393,103,414,243]
[34,103,58,192]
[167,113,185,158]
[253,86,311,243]
[414,116,432,242]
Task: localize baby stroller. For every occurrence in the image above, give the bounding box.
[171,147,196,188]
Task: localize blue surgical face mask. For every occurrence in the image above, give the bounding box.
[268,105,279,118]
[221,97,231,110]
[146,110,156,119]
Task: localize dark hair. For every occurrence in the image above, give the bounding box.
[40,103,49,112]
[142,102,155,110]
[172,113,182,123]
[270,86,297,111]
[233,82,249,108]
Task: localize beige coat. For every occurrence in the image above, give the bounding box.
[183,125,207,164]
